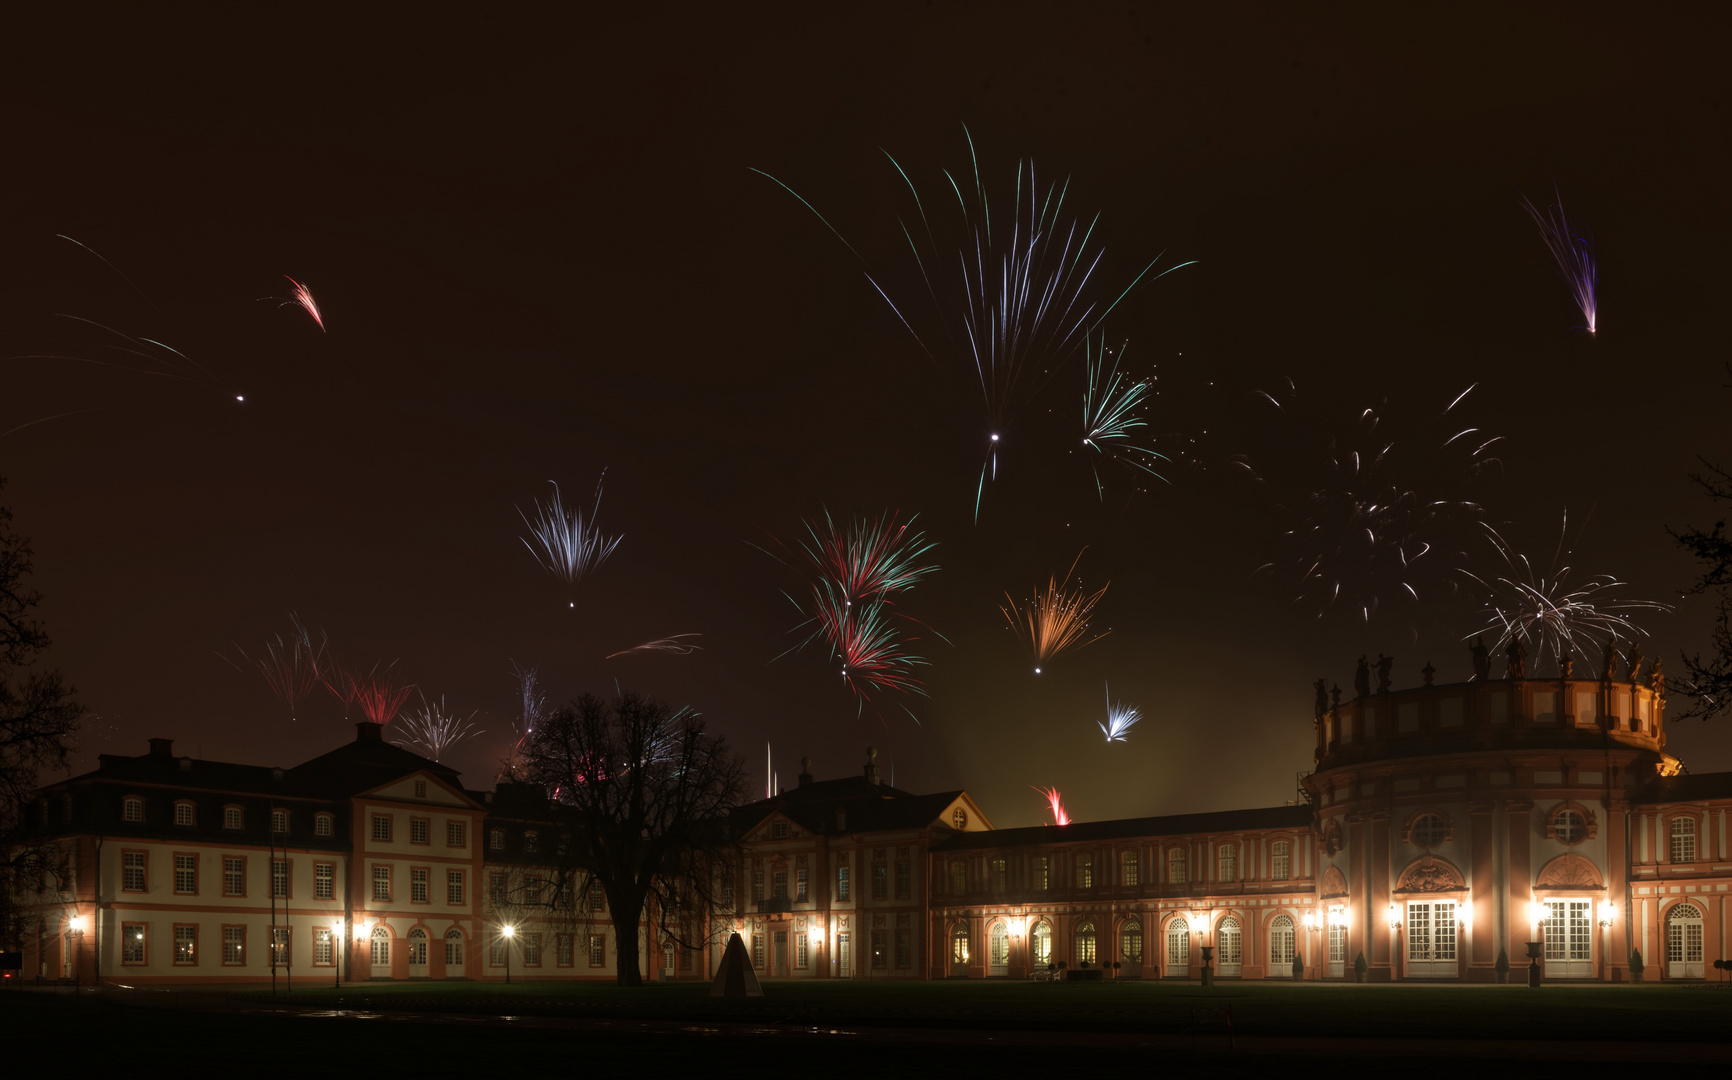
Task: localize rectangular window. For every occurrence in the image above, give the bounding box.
[588,881,605,912]
[1167,848,1187,884]
[123,798,143,823]
[122,923,146,964]
[895,928,911,968]
[223,926,245,965]
[372,864,391,902]
[1217,845,1236,883]
[522,933,542,967]
[372,815,392,842]
[123,851,147,893]
[411,818,429,845]
[223,857,245,897]
[1671,818,1697,863]
[772,821,787,840]
[873,864,888,900]
[490,872,506,905]
[950,861,966,894]
[174,924,197,965]
[174,853,197,895]
[895,857,910,900]
[447,870,464,905]
[1271,842,1291,882]
[1033,856,1049,891]
[490,829,505,851]
[314,862,334,900]
[175,803,195,827]
[224,807,243,830]
[314,927,333,966]
[272,859,289,899]
[773,870,787,899]
[271,810,288,834]
[411,867,429,903]
[796,868,809,902]
[447,822,465,848]
[1120,851,1140,887]
[414,780,427,798]
[490,936,506,966]
[872,930,887,969]
[588,935,606,967]
[557,934,574,967]
[1076,853,1094,889]
[992,857,1008,892]
[837,865,850,902]
[752,934,764,969]
[315,814,333,837]
[447,933,464,966]
[796,932,809,968]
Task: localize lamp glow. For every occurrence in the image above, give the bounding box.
[1386,903,1401,929]
[68,916,87,935]
[501,925,515,939]
[1528,901,1546,926]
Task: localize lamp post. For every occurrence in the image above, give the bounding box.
[1386,903,1402,981]
[1526,900,1545,988]
[332,920,344,989]
[501,925,514,985]
[67,915,87,992]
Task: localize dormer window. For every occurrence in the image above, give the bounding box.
[315,814,333,837]
[772,822,787,840]
[223,807,243,830]
[524,830,539,853]
[490,829,505,851]
[174,802,196,827]
[123,798,143,823]
[271,810,288,835]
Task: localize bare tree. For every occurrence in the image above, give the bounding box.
[1673,454,1732,720]
[518,691,745,987]
[0,477,84,947]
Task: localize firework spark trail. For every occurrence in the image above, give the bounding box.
[279,276,325,331]
[606,634,704,660]
[518,474,623,605]
[1459,513,1671,671]
[1522,193,1597,334]
[1034,785,1070,827]
[1099,682,1142,743]
[394,692,484,761]
[350,664,415,728]
[225,613,325,721]
[798,510,939,606]
[1245,380,1501,622]
[1081,333,1170,498]
[999,550,1110,674]
[822,596,931,700]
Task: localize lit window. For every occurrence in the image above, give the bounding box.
[447,822,465,847]
[1412,815,1446,847]
[372,864,391,902]
[950,923,969,964]
[1218,845,1237,883]
[1033,856,1049,891]
[1270,914,1296,967]
[991,923,1009,968]
[1671,817,1698,863]
[370,926,390,966]
[174,854,197,895]
[271,810,288,835]
[411,819,429,845]
[1166,918,1190,969]
[372,815,392,842]
[796,867,809,902]
[314,927,333,966]
[490,829,505,851]
[175,803,195,827]
[1271,841,1291,881]
[1120,851,1139,887]
[223,807,243,830]
[123,798,143,823]
[992,857,1008,892]
[122,924,146,964]
[223,857,245,897]
[588,934,606,967]
[752,934,764,969]
[223,926,245,965]
[314,862,334,900]
[123,851,147,892]
[1032,921,1052,966]
[796,932,809,968]
[411,867,429,903]
[1076,853,1094,889]
[1555,810,1585,844]
[1167,848,1187,884]
[315,814,332,837]
[446,929,465,967]
[447,870,464,905]
[1121,920,1143,961]
[837,864,850,902]
[272,860,288,899]
[174,925,197,965]
[1075,921,1096,965]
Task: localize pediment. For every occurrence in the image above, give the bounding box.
[1536,853,1604,889]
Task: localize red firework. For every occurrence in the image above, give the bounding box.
[1034,785,1070,827]
[284,276,325,331]
[350,665,414,727]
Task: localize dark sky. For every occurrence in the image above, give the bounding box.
[5,5,1730,826]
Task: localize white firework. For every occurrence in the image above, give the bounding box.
[1099,682,1142,743]
[518,473,623,601]
[393,693,484,762]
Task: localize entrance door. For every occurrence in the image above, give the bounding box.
[1667,903,1705,979]
[408,928,428,977]
[1542,900,1593,978]
[1328,921,1346,979]
[1216,918,1241,977]
[369,926,391,978]
[949,922,970,977]
[836,932,851,978]
[773,931,788,978]
[989,923,1009,977]
[1405,901,1457,978]
[1166,918,1190,978]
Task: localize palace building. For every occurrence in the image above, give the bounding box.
[13,649,1730,984]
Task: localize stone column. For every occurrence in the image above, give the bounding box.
[1605,802,1630,981]
[1469,800,1497,977]
[1369,810,1392,979]
[1506,799,1535,963]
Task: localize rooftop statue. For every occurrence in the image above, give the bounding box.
[1506,638,1527,679]
[1314,679,1329,720]
[1626,642,1644,684]
[1469,636,1490,681]
[1600,635,1619,682]
[1559,655,1574,680]
[1649,656,1665,697]
[1422,660,1436,686]
[1375,654,1394,694]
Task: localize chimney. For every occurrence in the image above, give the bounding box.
[356,722,383,743]
[148,738,174,758]
[799,757,813,788]
[863,746,880,786]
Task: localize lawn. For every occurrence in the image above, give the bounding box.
[228,977,1732,1044]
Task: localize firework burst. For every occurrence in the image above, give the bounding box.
[1460,513,1670,672]
[1081,334,1169,498]
[1000,550,1109,674]
[1034,785,1070,826]
[394,693,484,761]
[270,275,326,331]
[1522,193,1597,334]
[606,634,703,660]
[226,613,325,721]
[1243,380,1501,621]
[1099,682,1142,743]
[350,664,415,728]
[518,474,622,605]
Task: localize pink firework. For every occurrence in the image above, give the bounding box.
[350,665,414,728]
[1034,785,1070,826]
[283,276,325,331]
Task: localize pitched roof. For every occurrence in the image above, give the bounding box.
[732,774,968,836]
[933,804,1314,851]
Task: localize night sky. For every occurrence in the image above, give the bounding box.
[6,6,1730,826]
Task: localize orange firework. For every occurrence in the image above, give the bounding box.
[282,275,325,331]
[999,550,1109,674]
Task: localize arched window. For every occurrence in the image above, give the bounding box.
[1167,847,1187,884]
[370,925,390,966]
[1270,841,1291,881]
[408,927,427,966]
[1218,917,1242,967]
[1120,919,1143,962]
[445,928,464,967]
[950,922,970,964]
[1671,817,1698,863]
[223,807,243,830]
[174,801,196,827]
[1217,844,1237,883]
[1554,810,1585,845]
[1165,918,1190,970]
[1412,814,1446,848]
[1031,920,1052,967]
[122,797,143,823]
[1667,903,1704,972]
[1075,921,1096,965]
[989,923,1009,968]
[1270,914,1296,968]
[1120,851,1140,887]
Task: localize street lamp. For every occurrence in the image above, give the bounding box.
[1386,903,1401,930]
[331,920,344,989]
[1526,901,1546,988]
[501,925,515,985]
[67,916,87,992]
[1597,901,1616,929]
